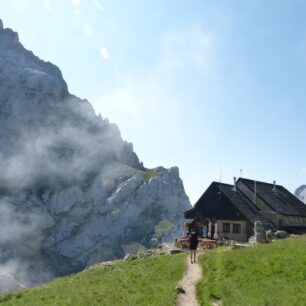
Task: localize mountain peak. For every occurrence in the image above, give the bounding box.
[0,19,190,291]
[295,185,306,204]
[0,26,20,49]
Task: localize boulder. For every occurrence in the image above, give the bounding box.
[265,230,273,242]
[275,230,289,239]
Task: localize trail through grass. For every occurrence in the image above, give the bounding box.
[196,236,306,306]
[0,253,186,306]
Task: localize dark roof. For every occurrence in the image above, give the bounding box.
[184,208,195,219]
[186,181,276,230]
[238,178,306,216]
[218,183,277,230]
[191,182,246,221]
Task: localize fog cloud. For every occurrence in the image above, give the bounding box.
[0,23,142,292]
[100,47,110,60]
[93,0,103,11]
[0,198,53,291]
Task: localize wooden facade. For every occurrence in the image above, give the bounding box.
[184,178,306,242]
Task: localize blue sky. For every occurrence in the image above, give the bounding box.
[1,0,306,203]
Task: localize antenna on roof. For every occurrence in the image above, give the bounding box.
[240,169,243,178]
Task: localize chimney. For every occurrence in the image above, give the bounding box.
[273,180,276,191]
[233,177,237,191]
[254,181,257,204]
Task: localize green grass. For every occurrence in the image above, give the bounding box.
[0,253,186,306]
[196,235,306,306]
[140,169,158,182]
[153,219,174,241]
[154,219,174,235]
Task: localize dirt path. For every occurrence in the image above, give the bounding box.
[176,254,202,306]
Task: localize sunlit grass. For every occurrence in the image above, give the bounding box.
[196,235,306,306]
[141,169,158,182]
[0,253,186,306]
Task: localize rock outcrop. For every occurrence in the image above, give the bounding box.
[295,185,306,204]
[0,20,191,291]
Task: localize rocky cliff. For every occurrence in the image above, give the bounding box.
[295,185,306,204]
[0,20,191,290]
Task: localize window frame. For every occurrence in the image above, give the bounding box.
[233,223,241,234]
[222,223,231,233]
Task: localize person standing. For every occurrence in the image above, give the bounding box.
[188,229,199,263]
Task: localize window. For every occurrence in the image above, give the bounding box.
[233,224,241,233]
[222,223,230,233]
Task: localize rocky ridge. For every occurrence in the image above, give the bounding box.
[0,20,191,290]
[295,185,306,204]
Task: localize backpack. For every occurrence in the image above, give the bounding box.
[189,231,198,244]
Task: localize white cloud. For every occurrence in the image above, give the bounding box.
[100,48,110,60]
[94,24,216,122]
[160,24,216,71]
[91,24,217,189]
[94,75,183,147]
[83,23,93,36]
[41,0,52,10]
[74,8,80,15]
[92,24,215,142]
[93,0,103,11]
[71,0,80,7]
[70,0,80,15]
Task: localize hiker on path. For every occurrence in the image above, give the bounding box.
[188,229,199,264]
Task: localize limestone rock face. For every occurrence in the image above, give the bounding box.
[295,185,306,204]
[0,20,191,289]
[0,272,25,294]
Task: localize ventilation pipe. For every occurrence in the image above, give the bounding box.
[233,177,237,191]
[273,180,276,191]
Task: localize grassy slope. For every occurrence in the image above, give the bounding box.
[197,235,306,306]
[141,169,158,182]
[0,253,186,306]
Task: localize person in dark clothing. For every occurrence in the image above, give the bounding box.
[188,229,199,263]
